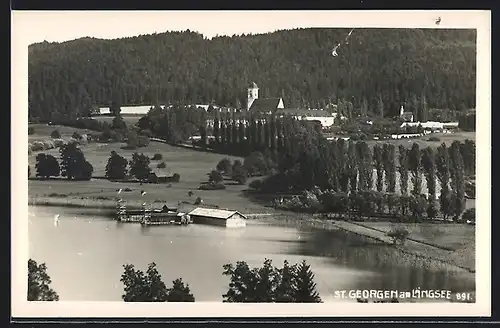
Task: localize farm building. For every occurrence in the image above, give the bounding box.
[98,105,159,115]
[188,208,247,228]
[400,121,459,131]
[399,106,414,122]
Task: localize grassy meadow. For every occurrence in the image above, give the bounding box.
[28,132,271,214]
[91,115,142,126]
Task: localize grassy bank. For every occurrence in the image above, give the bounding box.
[261,214,475,274]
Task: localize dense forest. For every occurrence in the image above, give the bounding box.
[28,28,476,121]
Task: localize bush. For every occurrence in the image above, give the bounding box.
[137,136,150,148]
[42,140,55,150]
[208,170,223,184]
[172,173,180,183]
[72,131,82,140]
[139,129,152,137]
[194,197,203,205]
[198,182,226,190]
[428,136,441,142]
[52,138,66,148]
[31,141,45,151]
[461,208,475,223]
[386,226,410,245]
[216,158,232,174]
[152,153,163,160]
[51,130,61,139]
[28,127,35,135]
[157,162,166,169]
[249,179,262,190]
[99,131,112,143]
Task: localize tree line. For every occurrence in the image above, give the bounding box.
[249,132,475,221]
[28,258,323,303]
[29,28,476,121]
[32,142,93,180]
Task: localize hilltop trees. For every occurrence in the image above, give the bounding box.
[105,151,128,180]
[28,259,59,301]
[29,29,475,122]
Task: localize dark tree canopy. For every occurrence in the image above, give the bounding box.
[105,150,128,180]
[120,262,195,302]
[35,153,60,178]
[29,29,475,121]
[59,142,93,180]
[28,259,59,301]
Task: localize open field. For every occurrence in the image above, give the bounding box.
[28,123,94,143]
[28,141,270,214]
[92,115,142,126]
[364,131,475,150]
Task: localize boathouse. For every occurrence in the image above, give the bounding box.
[188,208,247,228]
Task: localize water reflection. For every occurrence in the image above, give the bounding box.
[300,228,475,294]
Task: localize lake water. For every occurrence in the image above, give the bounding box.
[28,206,475,302]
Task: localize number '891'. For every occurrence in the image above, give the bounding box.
[455,292,473,302]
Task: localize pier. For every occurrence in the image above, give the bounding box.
[115,198,192,226]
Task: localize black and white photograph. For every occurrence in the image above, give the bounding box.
[12,10,491,318]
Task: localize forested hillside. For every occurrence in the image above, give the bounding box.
[28,28,476,121]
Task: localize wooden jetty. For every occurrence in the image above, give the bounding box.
[116,198,192,226]
[141,212,193,226]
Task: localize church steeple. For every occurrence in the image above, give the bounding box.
[247,82,259,111]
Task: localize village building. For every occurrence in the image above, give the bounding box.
[400,121,459,131]
[247,82,284,113]
[399,105,414,122]
[274,108,339,128]
[245,82,343,129]
[188,207,247,228]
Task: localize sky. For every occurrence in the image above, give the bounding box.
[12,10,487,45]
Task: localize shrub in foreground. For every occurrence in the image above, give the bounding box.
[198,182,226,190]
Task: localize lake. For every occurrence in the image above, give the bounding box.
[28,206,475,302]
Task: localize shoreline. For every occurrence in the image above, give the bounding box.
[256,213,475,275]
[29,196,475,275]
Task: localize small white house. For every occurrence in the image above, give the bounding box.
[99,105,157,115]
[188,208,247,228]
[400,121,459,131]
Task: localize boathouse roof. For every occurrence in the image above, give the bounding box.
[188,207,246,220]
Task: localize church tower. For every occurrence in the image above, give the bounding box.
[247,82,259,111]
